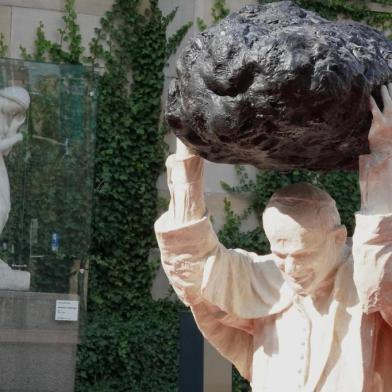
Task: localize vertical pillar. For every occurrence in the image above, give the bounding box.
[179,311,204,392]
[179,311,232,392]
[204,340,232,392]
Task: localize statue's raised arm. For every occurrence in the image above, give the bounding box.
[353,84,392,326]
[0,86,31,291]
[0,86,30,231]
[154,135,296,379]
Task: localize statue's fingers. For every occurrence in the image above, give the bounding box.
[381,85,392,110]
[370,95,382,119]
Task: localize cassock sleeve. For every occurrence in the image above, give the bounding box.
[154,154,292,379]
[353,154,392,325]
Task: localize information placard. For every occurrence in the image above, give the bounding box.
[55,300,79,321]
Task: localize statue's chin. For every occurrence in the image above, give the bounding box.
[285,271,317,295]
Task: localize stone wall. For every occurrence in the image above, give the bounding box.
[0,1,114,59]
[0,291,79,392]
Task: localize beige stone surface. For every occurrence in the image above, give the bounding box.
[194,0,257,27]
[226,0,257,11]
[10,8,62,59]
[150,263,172,301]
[157,158,258,196]
[149,248,176,301]
[0,6,11,56]
[159,188,258,232]
[10,7,100,59]
[204,339,232,392]
[367,2,392,13]
[194,0,213,30]
[75,0,114,16]
[0,0,113,15]
[158,131,258,195]
[206,192,258,232]
[0,291,79,392]
[0,0,64,11]
[159,0,195,78]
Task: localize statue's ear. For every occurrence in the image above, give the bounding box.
[333,224,347,246]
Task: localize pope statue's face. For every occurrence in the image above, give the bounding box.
[263,206,346,296]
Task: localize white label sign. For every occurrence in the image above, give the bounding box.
[55,300,79,322]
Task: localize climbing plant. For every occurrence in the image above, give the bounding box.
[0,33,8,57]
[17,0,192,390]
[212,0,231,22]
[197,0,231,31]
[20,0,84,63]
[78,0,191,389]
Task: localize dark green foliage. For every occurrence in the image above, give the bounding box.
[86,0,191,314]
[18,0,192,390]
[20,0,84,63]
[0,33,8,57]
[76,300,183,392]
[196,17,208,32]
[77,0,191,390]
[197,0,230,31]
[212,0,230,23]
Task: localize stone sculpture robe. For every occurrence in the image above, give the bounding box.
[155,153,392,392]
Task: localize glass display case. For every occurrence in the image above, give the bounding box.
[0,58,97,298]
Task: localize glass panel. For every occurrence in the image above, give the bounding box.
[0,58,97,296]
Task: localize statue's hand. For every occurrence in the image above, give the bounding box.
[369,84,392,156]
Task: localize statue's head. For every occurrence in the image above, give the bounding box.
[262,182,347,296]
[0,86,30,155]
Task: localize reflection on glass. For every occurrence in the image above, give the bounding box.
[0,58,97,296]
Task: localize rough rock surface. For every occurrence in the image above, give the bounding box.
[166,1,392,170]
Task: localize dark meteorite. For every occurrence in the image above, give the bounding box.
[166,1,392,170]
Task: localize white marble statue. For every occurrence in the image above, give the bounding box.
[0,86,30,290]
[155,85,392,391]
